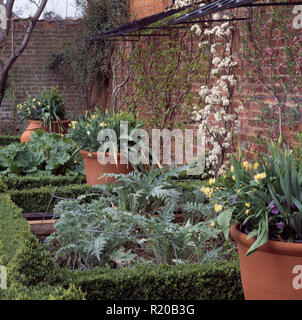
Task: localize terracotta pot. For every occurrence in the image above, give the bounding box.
[80,150,133,185]
[20,119,71,143]
[230,223,302,300]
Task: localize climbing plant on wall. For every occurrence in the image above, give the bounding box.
[124,30,211,130]
[241,4,302,146]
[48,0,128,111]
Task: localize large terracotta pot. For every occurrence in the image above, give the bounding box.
[80,150,133,185]
[20,119,71,143]
[230,223,302,300]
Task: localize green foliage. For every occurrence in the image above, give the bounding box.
[241,4,302,143]
[8,184,96,213]
[0,177,7,193]
[48,0,128,109]
[7,233,61,286]
[213,142,302,255]
[0,130,83,176]
[46,198,139,270]
[69,261,243,300]
[47,165,221,268]
[3,174,85,190]
[292,132,302,166]
[48,284,86,300]
[0,194,29,266]
[16,86,66,130]
[3,282,86,300]
[125,30,210,129]
[0,135,20,146]
[67,108,143,152]
[0,188,242,300]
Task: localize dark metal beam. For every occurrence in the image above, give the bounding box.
[86,0,207,42]
[242,1,302,7]
[142,26,190,30]
[175,17,251,24]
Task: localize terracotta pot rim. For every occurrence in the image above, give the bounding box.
[80,150,127,159]
[230,222,302,257]
[27,119,70,124]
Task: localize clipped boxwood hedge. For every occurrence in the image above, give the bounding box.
[0,183,244,301]
[0,135,20,146]
[8,184,98,213]
[69,261,243,300]
[3,174,86,190]
[0,194,86,300]
[0,194,29,266]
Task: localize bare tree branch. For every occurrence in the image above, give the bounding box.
[0,0,48,105]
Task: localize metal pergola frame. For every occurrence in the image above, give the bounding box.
[86,0,302,42]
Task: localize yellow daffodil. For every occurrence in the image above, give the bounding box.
[210,221,215,228]
[209,178,215,185]
[245,209,249,215]
[214,203,222,213]
[245,203,251,208]
[242,161,252,171]
[87,130,91,135]
[231,166,234,172]
[237,189,241,194]
[100,122,106,127]
[232,175,235,181]
[254,172,266,184]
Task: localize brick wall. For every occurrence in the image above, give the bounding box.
[0,18,84,134]
[130,0,172,19]
[121,0,302,160]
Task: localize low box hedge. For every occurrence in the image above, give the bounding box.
[0,193,29,266]
[0,135,20,146]
[8,184,99,213]
[3,174,86,190]
[69,261,243,300]
[0,193,243,300]
[0,194,86,300]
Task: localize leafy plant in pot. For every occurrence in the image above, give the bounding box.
[67,109,143,185]
[211,142,302,300]
[17,86,70,143]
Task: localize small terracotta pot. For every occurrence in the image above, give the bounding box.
[80,150,133,185]
[230,223,302,300]
[20,119,71,143]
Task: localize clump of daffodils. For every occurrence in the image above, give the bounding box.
[254,172,266,184]
[201,185,214,199]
